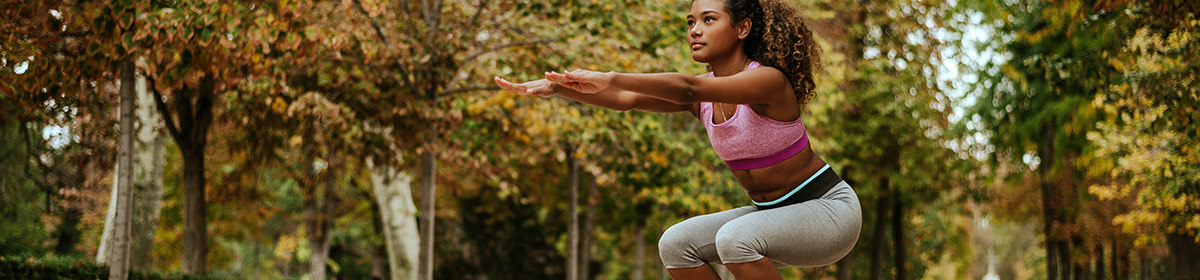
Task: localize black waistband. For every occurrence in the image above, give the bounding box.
[753,167,842,211]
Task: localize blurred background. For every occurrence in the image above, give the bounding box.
[1,0,1198,279]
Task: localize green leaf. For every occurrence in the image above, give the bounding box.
[123,32,136,50]
[199,27,213,43]
[119,10,134,29]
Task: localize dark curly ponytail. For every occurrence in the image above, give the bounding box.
[724,0,822,105]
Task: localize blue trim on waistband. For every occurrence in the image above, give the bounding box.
[752,164,830,207]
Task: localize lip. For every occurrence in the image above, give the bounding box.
[690,42,706,50]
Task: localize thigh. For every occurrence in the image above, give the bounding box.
[718,182,862,267]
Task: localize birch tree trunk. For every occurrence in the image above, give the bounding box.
[98,67,165,267]
[130,68,166,270]
[369,158,421,280]
[97,163,119,263]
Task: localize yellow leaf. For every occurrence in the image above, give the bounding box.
[289,135,303,146]
[272,97,288,113]
[648,151,667,167]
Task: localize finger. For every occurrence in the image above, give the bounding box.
[494,77,521,92]
[494,77,513,90]
[546,72,573,83]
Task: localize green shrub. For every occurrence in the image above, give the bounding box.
[0,256,222,280]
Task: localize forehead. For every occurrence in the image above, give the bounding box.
[689,0,726,15]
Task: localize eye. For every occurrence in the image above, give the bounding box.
[704,16,715,23]
[687,19,695,27]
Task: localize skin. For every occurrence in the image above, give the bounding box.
[495,0,826,278]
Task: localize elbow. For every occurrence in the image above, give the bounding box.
[674,75,699,104]
[678,84,698,104]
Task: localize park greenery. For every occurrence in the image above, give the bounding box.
[1,0,1198,279]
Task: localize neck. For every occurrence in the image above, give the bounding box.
[708,48,751,77]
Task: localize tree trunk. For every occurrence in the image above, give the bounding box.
[837,248,855,280]
[418,122,437,280]
[1061,238,1073,280]
[632,223,645,280]
[869,177,891,280]
[1096,240,1105,280]
[1139,254,1149,280]
[579,174,597,280]
[565,144,579,280]
[110,57,136,280]
[892,188,905,280]
[837,167,856,280]
[307,147,338,280]
[1040,128,1059,280]
[368,157,420,280]
[1111,240,1120,280]
[98,163,120,263]
[169,74,216,274]
[1117,243,1130,280]
[181,137,207,273]
[1167,233,1200,280]
[370,244,388,280]
[98,70,166,269]
[130,69,165,270]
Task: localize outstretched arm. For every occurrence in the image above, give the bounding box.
[494,76,695,114]
[546,67,792,106]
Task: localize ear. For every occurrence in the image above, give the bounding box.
[736,18,752,40]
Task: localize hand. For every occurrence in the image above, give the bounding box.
[545,69,614,94]
[494,76,556,98]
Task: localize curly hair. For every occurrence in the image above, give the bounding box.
[722,0,822,105]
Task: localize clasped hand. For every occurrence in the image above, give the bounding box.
[494,69,614,97]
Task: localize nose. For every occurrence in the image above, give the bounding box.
[689,24,701,38]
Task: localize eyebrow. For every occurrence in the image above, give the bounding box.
[686,10,720,19]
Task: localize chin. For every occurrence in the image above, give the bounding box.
[691,53,710,63]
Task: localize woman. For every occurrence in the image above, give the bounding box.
[494,0,861,279]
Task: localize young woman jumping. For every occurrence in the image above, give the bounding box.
[494,0,861,279]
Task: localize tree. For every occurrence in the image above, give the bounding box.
[1086,3,1200,278]
[97,65,166,271]
[802,0,970,278]
[968,0,1129,278]
[127,0,316,272]
[110,57,136,280]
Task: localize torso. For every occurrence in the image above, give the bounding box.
[688,64,827,204]
[703,103,828,203]
[732,142,827,203]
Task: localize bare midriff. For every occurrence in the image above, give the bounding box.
[732,143,827,203]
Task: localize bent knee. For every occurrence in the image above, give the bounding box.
[659,221,721,268]
[714,227,766,264]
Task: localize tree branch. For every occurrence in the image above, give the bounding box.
[36,31,92,39]
[463,38,558,63]
[463,0,492,35]
[147,76,184,143]
[352,0,418,95]
[438,86,500,98]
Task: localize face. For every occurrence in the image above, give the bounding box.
[687,0,748,63]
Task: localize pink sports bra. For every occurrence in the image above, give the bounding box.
[700,61,809,170]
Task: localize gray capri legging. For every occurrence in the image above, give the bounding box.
[658,181,862,268]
